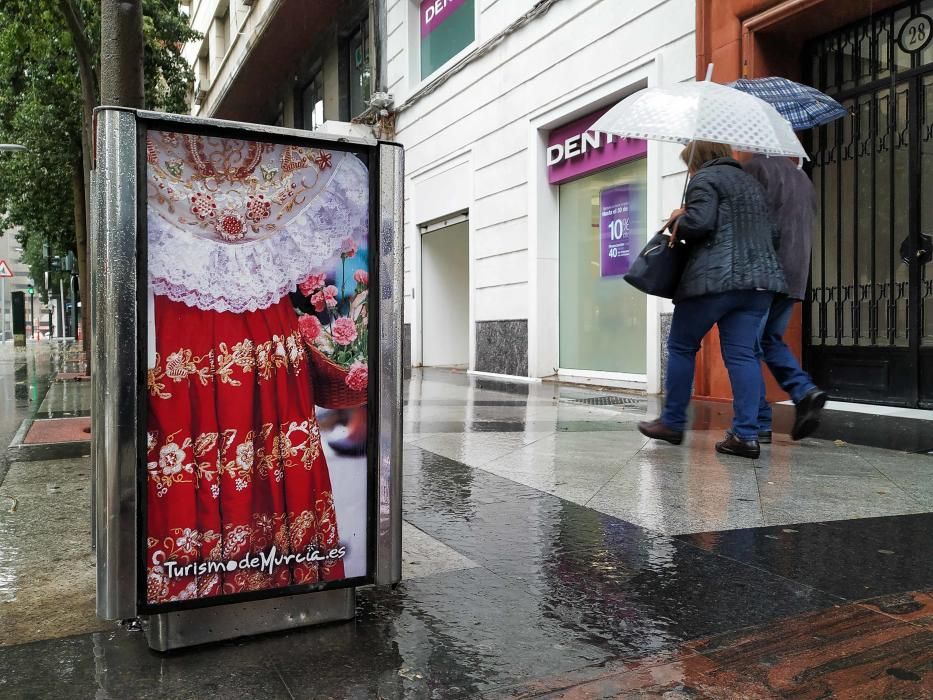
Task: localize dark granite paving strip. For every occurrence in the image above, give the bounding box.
[404,445,842,659]
[0,569,615,700]
[675,514,933,601]
[806,408,933,454]
[691,399,933,454]
[0,631,295,700]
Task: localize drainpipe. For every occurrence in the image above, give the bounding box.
[371,0,388,93]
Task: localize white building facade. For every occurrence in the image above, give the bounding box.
[180,0,698,391]
[389,0,696,390]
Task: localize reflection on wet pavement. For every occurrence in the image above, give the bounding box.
[0,363,928,697]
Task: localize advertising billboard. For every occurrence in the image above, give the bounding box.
[599,184,634,278]
[141,126,377,612]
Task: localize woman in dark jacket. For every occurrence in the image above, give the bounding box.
[639,141,786,459]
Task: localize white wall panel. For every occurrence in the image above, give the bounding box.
[475,250,527,288]
[472,184,527,231]
[473,216,528,259]
[476,283,528,321]
[474,149,527,200]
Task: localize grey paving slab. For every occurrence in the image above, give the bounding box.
[756,471,929,523]
[0,456,107,645]
[584,458,765,535]
[402,520,479,580]
[413,431,552,469]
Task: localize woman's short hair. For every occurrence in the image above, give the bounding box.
[680,141,733,171]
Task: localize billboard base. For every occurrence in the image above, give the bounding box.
[143,588,356,651]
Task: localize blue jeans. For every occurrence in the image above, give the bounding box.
[662,291,773,441]
[756,296,818,432]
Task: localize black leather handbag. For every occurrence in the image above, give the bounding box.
[623,217,689,299]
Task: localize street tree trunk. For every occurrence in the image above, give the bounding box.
[100,0,145,107]
[59,0,99,366]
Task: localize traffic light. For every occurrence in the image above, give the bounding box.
[27,284,34,296]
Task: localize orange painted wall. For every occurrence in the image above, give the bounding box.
[692,0,898,403]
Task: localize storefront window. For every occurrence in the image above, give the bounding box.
[420,0,475,79]
[559,159,648,374]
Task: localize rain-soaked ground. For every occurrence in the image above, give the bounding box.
[0,347,930,698]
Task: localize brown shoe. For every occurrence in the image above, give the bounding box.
[638,419,683,445]
[715,432,761,459]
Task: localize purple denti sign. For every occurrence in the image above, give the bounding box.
[547,107,647,185]
[421,0,467,37]
[600,185,633,277]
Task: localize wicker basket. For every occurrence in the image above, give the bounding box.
[308,345,368,409]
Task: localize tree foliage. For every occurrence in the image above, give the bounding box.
[0,0,197,301]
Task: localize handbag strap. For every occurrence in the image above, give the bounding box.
[661,216,682,249]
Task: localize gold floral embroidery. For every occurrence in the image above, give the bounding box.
[193,432,220,493]
[164,349,196,381]
[216,339,255,386]
[314,490,340,548]
[150,331,304,392]
[276,420,322,470]
[148,430,194,496]
[221,430,255,490]
[288,509,320,552]
[164,348,213,385]
[255,340,274,380]
[148,350,212,399]
[148,354,171,399]
[285,332,305,371]
[254,424,279,481]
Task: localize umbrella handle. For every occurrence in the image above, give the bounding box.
[797,157,804,170]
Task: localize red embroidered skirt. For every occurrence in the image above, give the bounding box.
[146,295,345,604]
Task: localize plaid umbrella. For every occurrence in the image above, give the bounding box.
[728,77,847,131]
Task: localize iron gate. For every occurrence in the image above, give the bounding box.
[806,0,933,407]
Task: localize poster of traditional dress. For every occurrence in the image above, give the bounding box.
[144,129,371,606]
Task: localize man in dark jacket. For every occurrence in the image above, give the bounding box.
[742,154,828,442]
[639,142,786,459]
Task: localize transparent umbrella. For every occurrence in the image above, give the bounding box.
[591,75,807,160]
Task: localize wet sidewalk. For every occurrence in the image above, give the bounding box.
[0,365,930,698]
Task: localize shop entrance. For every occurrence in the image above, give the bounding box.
[805,1,933,407]
[420,217,469,368]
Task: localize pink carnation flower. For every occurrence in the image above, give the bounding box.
[298,314,322,344]
[353,269,369,286]
[345,361,368,392]
[340,237,358,259]
[310,285,339,312]
[299,272,327,297]
[332,317,358,346]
